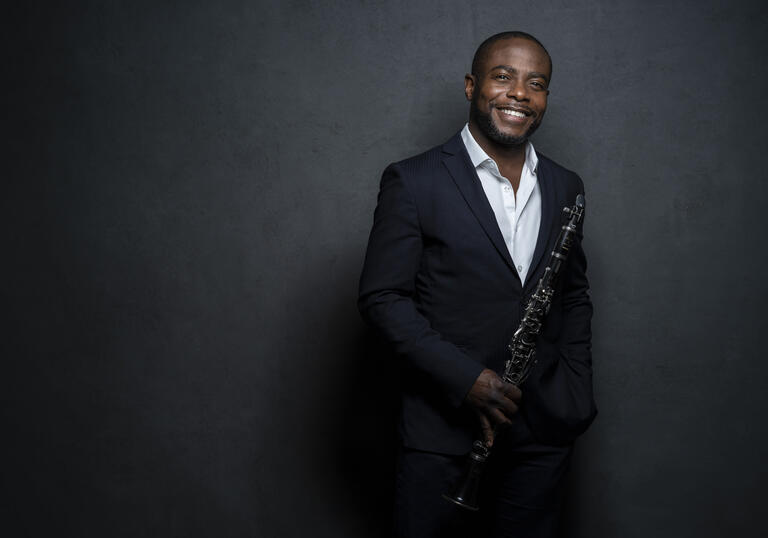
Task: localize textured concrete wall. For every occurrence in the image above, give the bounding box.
[4,1,768,536]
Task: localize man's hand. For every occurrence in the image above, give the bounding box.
[464,369,522,447]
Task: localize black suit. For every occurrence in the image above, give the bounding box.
[358,131,596,536]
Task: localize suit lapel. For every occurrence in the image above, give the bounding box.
[440,133,519,279]
[524,153,559,292]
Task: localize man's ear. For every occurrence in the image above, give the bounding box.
[464,73,476,101]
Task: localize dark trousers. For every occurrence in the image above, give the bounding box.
[394,429,573,538]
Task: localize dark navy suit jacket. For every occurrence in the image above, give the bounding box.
[358,132,597,454]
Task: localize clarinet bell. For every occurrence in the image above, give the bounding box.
[442,440,489,511]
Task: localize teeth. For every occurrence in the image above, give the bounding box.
[500,109,526,118]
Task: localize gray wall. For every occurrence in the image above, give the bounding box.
[4,1,767,536]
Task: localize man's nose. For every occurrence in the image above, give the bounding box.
[506,80,528,100]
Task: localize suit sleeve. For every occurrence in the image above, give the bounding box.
[357,163,485,408]
[524,175,598,443]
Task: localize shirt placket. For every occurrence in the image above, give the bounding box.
[496,168,518,268]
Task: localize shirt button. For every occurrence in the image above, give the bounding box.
[517,265,523,272]
[503,185,511,192]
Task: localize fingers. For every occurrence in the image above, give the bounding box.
[502,383,522,403]
[480,381,520,419]
[489,407,513,428]
[498,397,519,418]
[465,369,498,408]
[478,413,495,447]
[492,382,520,418]
[464,369,523,423]
[488,374,505,392]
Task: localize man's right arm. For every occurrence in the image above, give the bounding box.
[357,163,485,408]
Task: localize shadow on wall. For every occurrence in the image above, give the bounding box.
[329,326,400,536]
[281,246,399,536]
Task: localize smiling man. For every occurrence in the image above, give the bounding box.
[359,32,597,538]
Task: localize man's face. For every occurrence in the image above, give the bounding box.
[465,38,551,146]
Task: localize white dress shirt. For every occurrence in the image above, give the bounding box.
[460,124,541,284]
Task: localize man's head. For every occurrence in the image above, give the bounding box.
[465,32,552,147]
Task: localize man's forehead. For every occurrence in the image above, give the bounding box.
[480,38,551,73]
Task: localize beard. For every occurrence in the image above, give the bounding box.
[470,96,542,146]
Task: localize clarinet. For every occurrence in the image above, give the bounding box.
[443,194,585,511]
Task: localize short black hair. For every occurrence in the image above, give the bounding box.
[471,31,552,78]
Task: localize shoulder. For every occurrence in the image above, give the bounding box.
[385,139,450,179]
[378,132,464,199]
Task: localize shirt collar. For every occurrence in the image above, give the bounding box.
[460,123,538,176]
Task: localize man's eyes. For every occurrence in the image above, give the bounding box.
[493,74,546,90]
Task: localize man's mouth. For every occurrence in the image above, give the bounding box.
[495,106,533,119]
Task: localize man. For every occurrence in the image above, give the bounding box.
[358,32,597,537]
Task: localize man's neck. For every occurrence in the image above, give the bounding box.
[468,122,527,192]
[468,122,527,164]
